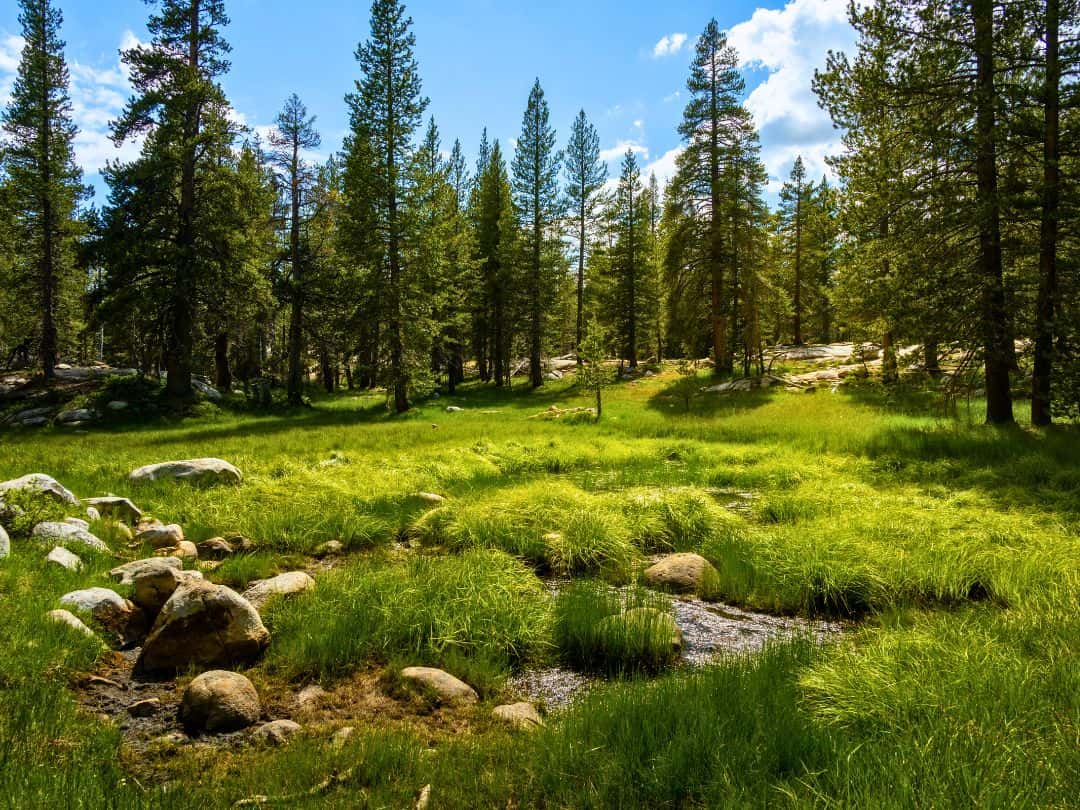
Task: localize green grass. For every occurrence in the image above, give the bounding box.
[266,549,553,677]
[0,369,1077,807]
[554,580,681,675]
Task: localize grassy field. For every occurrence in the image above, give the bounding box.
[0,369,1078,808]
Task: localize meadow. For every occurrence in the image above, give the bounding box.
[0,368,1077,808]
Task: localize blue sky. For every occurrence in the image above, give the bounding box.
[0,0,856,203]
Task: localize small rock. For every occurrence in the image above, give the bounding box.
[175,540,199,560]
[109,556,182,585]
[180,670,261,735]
[416,784,432,810]
[294,684,326,710]
[137,517,164,533]
[250,719,301,746]
[47,546,83,570]
[106,400,129,411]
[197,537,234,559]
[32,521,109,553]
[313,540,344,558]
[129,458,242,487]
[63,516,90,530]
[492,702,544,731]
[137,580,270,673]
[84,496,142,523]
[128,698,161,718]
[59,587,146,643]
[415,492,447,504]
[330,726,355,749]
[136,523,184,549]
[643,553,719,595]
[85,506,101,522]
[445,406,464,413]
[0,524,8,559]
[46,609,96,638]
[399,667,478,705]
[192,379,223,402]
[130,565,188,615]
[241,571,315,609]
[56,408,99,425]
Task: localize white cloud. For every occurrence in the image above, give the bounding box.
[727,0,854,189]
[644,146,683,191]
[652,32,689,59]
[600,139,649,164]
[0,34,25,107]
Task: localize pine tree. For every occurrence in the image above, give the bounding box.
[268,93,321,406]
[347,0,428,413]
[107,0,236,401]
[473,140,517,387]
[563,109,606,365]
[778,156,810,345]
[512,79,562,388]
[1,0,87,378]
[675,19,753,373]
[603,149,651,369]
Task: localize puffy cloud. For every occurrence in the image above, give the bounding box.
[600,139,649,164]
[727,0,854,188]
[652,33,688,59]
[0,34,25,107]
[643,145,683,190]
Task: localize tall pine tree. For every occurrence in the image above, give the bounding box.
[512,79,562,388]
[2,0,86,378]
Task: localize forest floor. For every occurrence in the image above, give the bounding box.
[0,366,1077,808]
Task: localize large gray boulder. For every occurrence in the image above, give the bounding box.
[32,521,109,553]
[0,524,8,559]
[84,496,143,524]
[241,571,315,609]
[0,473,79,510]
[180,670,261,734]
[109,556,182,586]
[399,667,478,705]
[643,553,719,595]
[137,580,270,673]
[129,458,242,487]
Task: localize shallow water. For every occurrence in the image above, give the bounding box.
[511,589,842,708]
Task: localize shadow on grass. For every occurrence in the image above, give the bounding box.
[859,420,1080,515]
[645,377,778,419]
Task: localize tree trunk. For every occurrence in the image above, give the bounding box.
[882,329,898,383]
[973,0,1015,425]
[793,184,803,345]
[166,0,202,403]
[1032,0,1060,426]
[576,195,585,366]
[924,339,941,377]
[286,132,305,406]
[214,332,232,391]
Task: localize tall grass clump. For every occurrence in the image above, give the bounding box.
[267,550,553,677]
[529,640,830,807]
[554,581,681,675]
[411,481,639,578]
[621,487,747,553]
